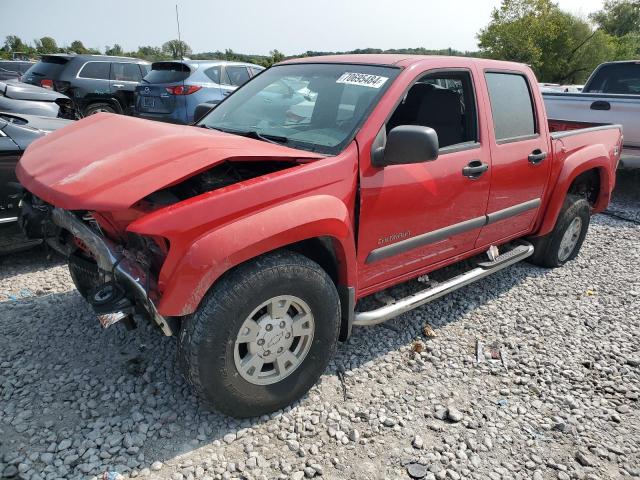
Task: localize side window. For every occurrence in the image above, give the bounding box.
[249,67,263,76]
[205,66,221,83]
[139,64,150,76]
[485,72,536,142]
[387,70,478,149]
[226,66,250,86]
[78,62,110,80]
[111,63,142,82]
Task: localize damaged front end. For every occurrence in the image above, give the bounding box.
[20,195,175,336]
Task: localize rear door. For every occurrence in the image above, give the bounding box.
[474,70,551,247]
[110,62,143,111]
[220,65,251,98]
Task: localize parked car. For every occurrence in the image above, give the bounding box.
[0,112,71,253]
[0,60,35,81]
[22,54,150,117]
[134,60,264,124]
[543,61,640,169]
[17,55,621,417]
[0,80,76,118]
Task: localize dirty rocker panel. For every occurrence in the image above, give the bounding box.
[365,198,541,264]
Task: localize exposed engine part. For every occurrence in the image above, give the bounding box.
[48,206,174,336]
[146,160,297,204]
[88,282,132,314]
[19,193,56,239]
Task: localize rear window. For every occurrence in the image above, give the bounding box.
[485,72,536,142]
[143,62,191,83]
[78,62,110,80]
[584,63,640,94]
[23,56,69,79]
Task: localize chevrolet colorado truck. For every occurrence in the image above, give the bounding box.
[16,55,622,418]
[543,61,640,169]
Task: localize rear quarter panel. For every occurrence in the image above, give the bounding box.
[535,126,622,236]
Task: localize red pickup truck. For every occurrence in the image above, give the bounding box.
[16,55,622,417]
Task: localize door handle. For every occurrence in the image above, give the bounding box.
[462,160,489,179]
[591,100,610,111]
[528,149,547,164]
[112,84,125,88]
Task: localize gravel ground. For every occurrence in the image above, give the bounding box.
[1,171,638,480]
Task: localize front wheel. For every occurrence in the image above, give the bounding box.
[528,194,590,268]
[178,251,341,418]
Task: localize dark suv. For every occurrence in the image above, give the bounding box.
[22,54,149,116]
[0,61,35,81]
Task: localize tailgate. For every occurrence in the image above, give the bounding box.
[135,85,178,114]
[543,92,640,147]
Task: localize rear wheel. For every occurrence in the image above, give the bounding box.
[84,102,117,116]
[178,251,341,418]
[528,194,590,268]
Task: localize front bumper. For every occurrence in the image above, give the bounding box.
[21,200,174,336]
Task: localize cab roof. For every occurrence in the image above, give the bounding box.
[280,54,529,71]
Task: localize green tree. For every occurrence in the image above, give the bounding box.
[269,49,285,64]
[162,39,191,59]
[36,36,58,53]
[105,44,124,56]
[478,0,616,83]
[136,45,164,60]
[591,1,640,58]
[4,35,26,52]
[70,40,87,54]
[591,0,640,37]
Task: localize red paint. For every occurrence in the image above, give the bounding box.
[16,56,621,317]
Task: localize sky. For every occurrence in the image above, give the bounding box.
[0,0,606,56]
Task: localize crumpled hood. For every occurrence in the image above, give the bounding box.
[17,113,322,210]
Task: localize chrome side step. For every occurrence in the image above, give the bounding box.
[353,242,534,327]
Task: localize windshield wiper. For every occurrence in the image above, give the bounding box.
[212,127,289,145]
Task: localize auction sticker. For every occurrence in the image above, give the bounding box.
[336,72,388,88]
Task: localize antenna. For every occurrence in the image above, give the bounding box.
[175,3,183,60]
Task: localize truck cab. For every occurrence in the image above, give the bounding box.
[16,55,622,417]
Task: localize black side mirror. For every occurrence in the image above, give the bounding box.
[193,102,219,124]
[372,125,439,167]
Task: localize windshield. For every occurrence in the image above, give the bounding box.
[198,63,400,154]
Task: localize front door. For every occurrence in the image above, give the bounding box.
[357,69,492,291]
[474,71,552,247]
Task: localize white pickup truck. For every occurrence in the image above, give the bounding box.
[543,61,640,169]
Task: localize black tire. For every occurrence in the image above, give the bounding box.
[528,194,590,268]
[68,254,100,297]
[84,102,117,116]
[178,250,341,418]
